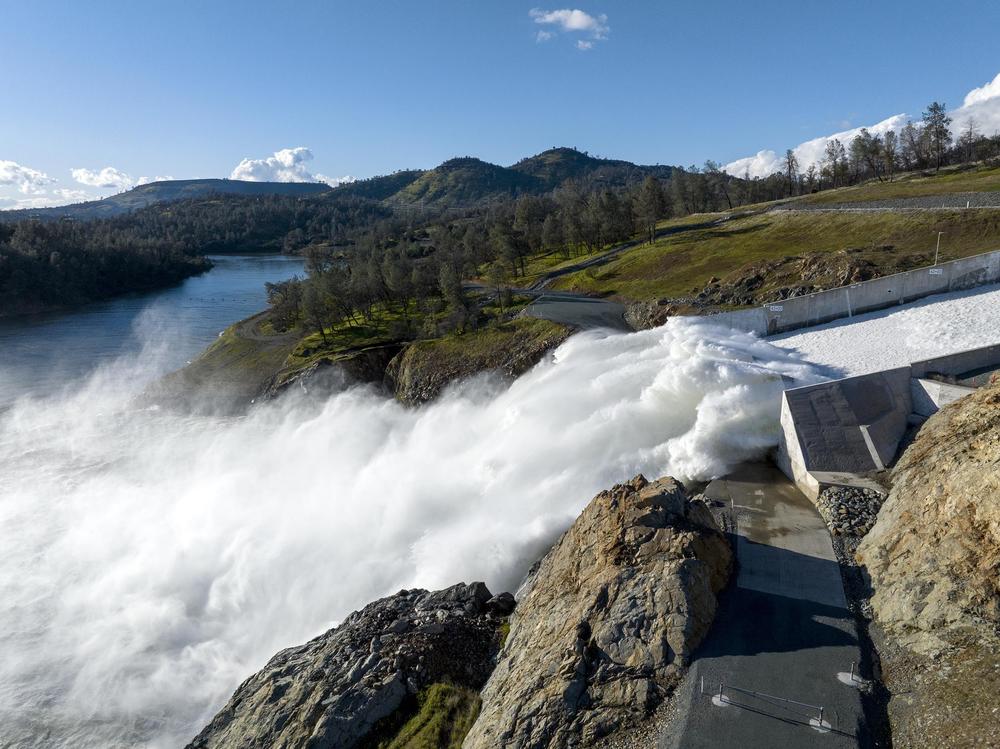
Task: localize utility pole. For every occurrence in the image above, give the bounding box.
[934,232,944,265]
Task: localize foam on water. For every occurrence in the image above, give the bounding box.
[0,318,823,747]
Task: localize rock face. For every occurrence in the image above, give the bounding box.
[464,476,731,749]
[385,318,569,405]
[265,343,404,400]
[856,381,1000,748]
[857,382,1000,646]
[187,583,507,749]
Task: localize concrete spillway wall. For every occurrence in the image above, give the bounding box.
[775,342,1000,498]
[697,248,1000,336]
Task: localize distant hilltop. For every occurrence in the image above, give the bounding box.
[3,179,333,221]
[3,148,674,221]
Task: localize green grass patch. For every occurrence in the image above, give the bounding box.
[413,317,565,361]
[799,163,1000,205]
[360,683,481,749]
[549,209,1000,303]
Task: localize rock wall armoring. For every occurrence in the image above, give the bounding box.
[187,583,509,749]
[463,476,731,749]
[856,381,1000,748]
[858,381,1000,647]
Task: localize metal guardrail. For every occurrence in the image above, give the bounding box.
[703,676,828,727]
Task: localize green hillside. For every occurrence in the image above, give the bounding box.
[4,179,332,221]
[549,208,1000,305]
[512,147,672,190]
[390,158,542,207]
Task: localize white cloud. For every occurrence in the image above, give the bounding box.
[316,173,356,188]
[71,166,135,191]
[54,188,90,203]
[530,8,609,48]
[951,71,1000,135]
[725,114,907,178]
[0,188,91,210]
[230,146,320,182]
[963,72,1000,107]
[0,160,56,194]
[724,70,1000,178]
[136,175,175,186]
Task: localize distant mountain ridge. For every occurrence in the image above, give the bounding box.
[377,148,673,207]
[4,179,332,221]
[2,148,675,221]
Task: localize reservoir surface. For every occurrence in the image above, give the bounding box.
[0,254,304,407]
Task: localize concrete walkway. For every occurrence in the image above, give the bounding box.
[660,463,867,748]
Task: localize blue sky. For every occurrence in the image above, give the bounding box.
[2,0,1000,208]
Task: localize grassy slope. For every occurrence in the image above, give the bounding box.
[359,683,481,749]
[153,313,300,405]
[797,163,1000,205]
[548,208,1000,303]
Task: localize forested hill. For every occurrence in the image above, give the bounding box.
[0,149,673,223]
[379,148,673,208]
[3,179,332,221]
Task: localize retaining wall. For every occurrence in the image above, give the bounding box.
[775,341,1000,498]
[696,248,1000,337]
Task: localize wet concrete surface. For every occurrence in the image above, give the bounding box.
[660,462,867,748]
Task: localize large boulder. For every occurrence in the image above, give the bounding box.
[857,382,1000,648]
[856,381,1000,747]
[187,583,506,749]
[463,475,731,749]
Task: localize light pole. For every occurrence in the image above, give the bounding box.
[934,232,944,265]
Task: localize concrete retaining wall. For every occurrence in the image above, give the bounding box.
[910,343,1000,379]
[911,379,976,418]
[762,249,1000,334]
[696,248,1000,337]
[776,341,1000,497]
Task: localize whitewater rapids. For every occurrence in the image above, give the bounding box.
[0,318,824,748]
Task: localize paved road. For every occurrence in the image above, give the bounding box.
[660,463,867,748]
[527,214,746,292]
[772,190,1000,213]
[521,292,628,330]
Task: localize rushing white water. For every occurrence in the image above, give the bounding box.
[0,318,823,748]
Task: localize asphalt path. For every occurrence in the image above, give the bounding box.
[660,463,867,749]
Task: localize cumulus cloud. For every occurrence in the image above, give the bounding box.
[230,146,319,182]
[530,8,609,48]
[316,173,357,187]
[0,159,56,194]
[963,72,1000,107]
[136,175,175,186]
[725,70,1000,178]
[951,71,1000,135]
[71,166,135,191]
[725,114,908,178]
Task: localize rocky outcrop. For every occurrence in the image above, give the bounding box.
[856,381,1000,747]
[857,382,1000,647]
[386,318,569,405]
[623,300,681,331]
[265,343,404,399]
[187,583,508,749]
[464,475,731,749]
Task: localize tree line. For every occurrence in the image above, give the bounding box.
[0,220,210,316]
[773,102,1000,196]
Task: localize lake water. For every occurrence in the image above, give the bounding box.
[0,254,304,407]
